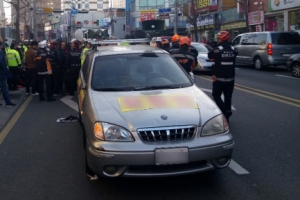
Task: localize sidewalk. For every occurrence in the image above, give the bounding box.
[0,87,27,131]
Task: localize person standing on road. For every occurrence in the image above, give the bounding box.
[167,34,181,54]
[81,41,91,66]
[36,40,56,102]
[0,41,16,107]
[171,37,196,74]
[58,41,70,95]
[6,43,21,90]
[67,40,81,96]
[49,40,62,96]
[25,41,39,96]
[208,30,238,122]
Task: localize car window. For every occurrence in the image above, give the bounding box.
[232,36,241,46]
[241,34,254,45]
[271,32,300,45]
[91,53,193,91]
[191,43,213,52]
[253,33,267,45]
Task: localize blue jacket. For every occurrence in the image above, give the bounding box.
[0,50,12,80]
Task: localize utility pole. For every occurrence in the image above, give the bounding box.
[32,0,37,40]
[174,0,178,34]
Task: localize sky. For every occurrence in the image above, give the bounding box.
[4,1,11,23]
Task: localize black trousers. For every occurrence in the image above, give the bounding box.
[52,67,63,94]
[38,75,52,99]
[8,67,19,89]
[25,68,38,94]
[212,81,234,117]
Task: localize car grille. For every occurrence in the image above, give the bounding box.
[137,126,197,142]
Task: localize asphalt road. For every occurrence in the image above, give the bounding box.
[0,66,299,200]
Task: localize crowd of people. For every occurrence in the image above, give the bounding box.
[0,37,92,107]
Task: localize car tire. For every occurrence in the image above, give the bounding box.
[254,57,264,70]
[291,62,300,78]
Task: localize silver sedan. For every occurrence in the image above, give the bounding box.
[191,42,214,72]
[78,45,234,178]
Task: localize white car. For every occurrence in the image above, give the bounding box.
[191,42,214,72]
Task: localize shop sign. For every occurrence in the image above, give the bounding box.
[199,24,214,30]
[248,11,264,25]
[220,21,246,30]
[126,0,130,12]
[268,0,300,12]
[140,10,157,22]
[169,16,187,27]
[197,14,214,27]
[216,8,241,24]
[159,14,169,20]
[194,0,218,13]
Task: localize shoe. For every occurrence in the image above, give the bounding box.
[5,103,16,108]
[32,92,39,96]
[40,97,45,101]
[47,97,56,102]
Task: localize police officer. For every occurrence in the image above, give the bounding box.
[49,40,62,95]
[81,41,91,66]
[67,39,81,96]
[6,43,21,90]
[36,40,56,102]
[167,34,181,54]
[161,39,170,51]
[208,30,238,122]
[171,37,196,74]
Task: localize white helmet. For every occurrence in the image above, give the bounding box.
[38,40,47,48]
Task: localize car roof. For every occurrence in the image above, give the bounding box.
[94,45,167,56]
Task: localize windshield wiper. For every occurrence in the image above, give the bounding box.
[133,85,185,91]
[93,87,132,91]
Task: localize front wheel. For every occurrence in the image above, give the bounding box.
[254,57,264,70]
[291,62,300,78]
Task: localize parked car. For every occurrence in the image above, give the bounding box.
[287,53,300,78]
[78,44,234,178]
[231,31,300,70]
[191,42,214,72]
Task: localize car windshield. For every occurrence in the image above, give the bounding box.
[91,53,193,91]
[271,32,300,45]
[191,43,213,52]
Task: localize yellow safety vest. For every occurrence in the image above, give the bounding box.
[6,49,21,67]
[81,47,90,66]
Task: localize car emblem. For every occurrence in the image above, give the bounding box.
[161,115,168,120]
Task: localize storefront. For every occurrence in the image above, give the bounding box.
[266,0,300,31]
[217,8,247,39]
[197,13,216,41]
[248,11,264,32]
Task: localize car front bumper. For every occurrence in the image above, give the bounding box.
[86,140,234,177]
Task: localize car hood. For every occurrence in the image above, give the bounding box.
[89,86,221,132]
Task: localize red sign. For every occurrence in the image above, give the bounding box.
[248,11,264,26]
[140,10,156,22]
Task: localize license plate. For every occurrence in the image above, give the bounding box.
[155,148,189,165]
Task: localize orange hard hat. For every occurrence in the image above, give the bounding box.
[217,31,230,41]
[179,37,191,46]
[172,34,181,43]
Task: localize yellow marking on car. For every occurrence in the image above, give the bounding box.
[196,75,300,108]
[0,96,32,145]
[118,94,198,112]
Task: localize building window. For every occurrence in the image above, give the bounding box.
[85,3,89,9]
[97,4,103,9]
[78,4,81,9]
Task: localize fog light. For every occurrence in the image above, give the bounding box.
[218,157,229,165]
[104,166,117,175]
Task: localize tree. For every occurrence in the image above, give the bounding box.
[183,1,199,42]
[4,0,30,42]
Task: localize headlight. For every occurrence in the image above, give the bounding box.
[94,122,134,141]
[201,115,229,136]
[198,57,205,63]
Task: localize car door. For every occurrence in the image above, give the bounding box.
[231,35,242,64]
[239,33,255,65]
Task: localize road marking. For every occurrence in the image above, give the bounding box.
[199,87,236,111]
[0,96,32,145]
[60,96,78,112]
[276,74,299,79]
[229,159,250,175]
